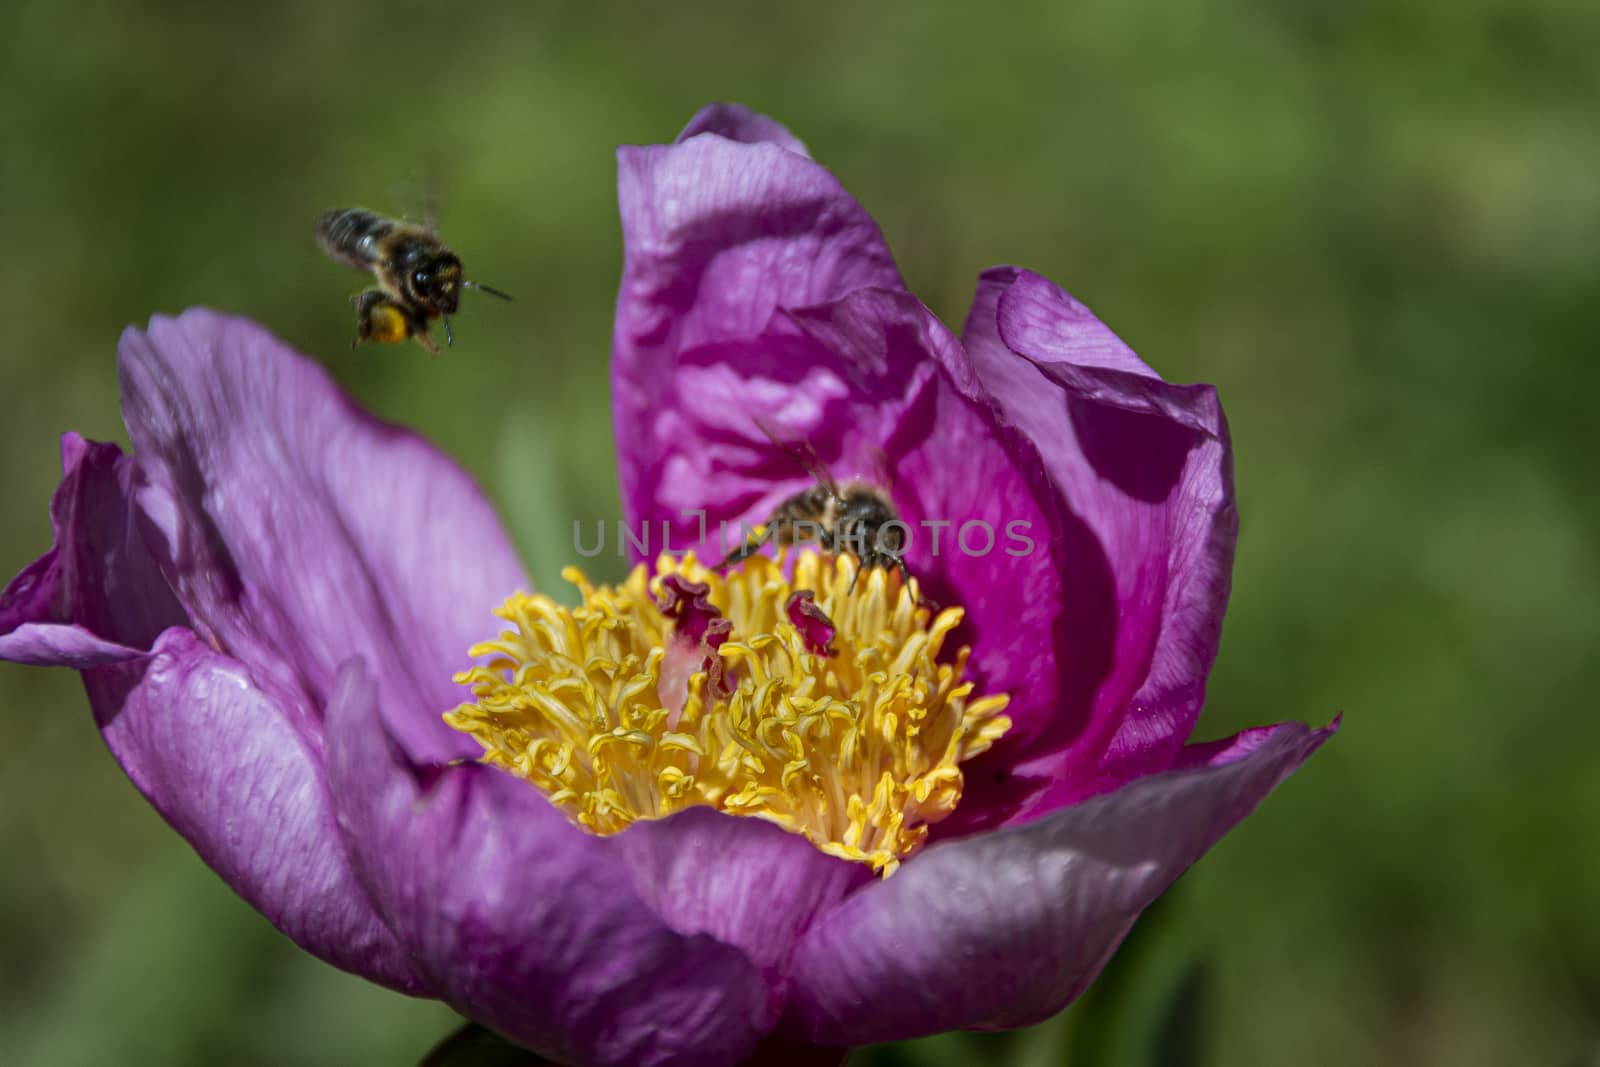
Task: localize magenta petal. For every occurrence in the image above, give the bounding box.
[614,287,1066,768]
[779,292,1069,750]
[89,628,422,992]
[613,117,904,523]
[961,268,1238,806]
[989,266,1159,377]
[785,720,1335,1046]
[0,622,139,667]
[1,433,185,668]
[324,661,777,1067]
[116,309,528,763]
[1172,719,1332,769]
[676,102,812,157]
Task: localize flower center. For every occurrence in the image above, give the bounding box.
[446,552,1011,875]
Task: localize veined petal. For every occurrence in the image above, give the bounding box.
[116,309,528,763]
[325,660,777,1067]
[88,628,422,992]
[961,268,1238,817]
[784,719,1335,1046]
[614,111,903,524]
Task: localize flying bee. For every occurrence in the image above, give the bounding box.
[316,207,510,351]
[720,419,912,594]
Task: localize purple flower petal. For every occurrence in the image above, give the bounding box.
[0,622,136,667]
[1173,720,1324,769]
[784,719,1335,1046]
[0,434,185,667]
[1,427,420,991]
[676,102,812,157]
[613,110,903,525]
[325,660,779,1067]
[617,806,866,976]
[90,628,423,992]
[960,268,1239,815]
[117,309,528,764]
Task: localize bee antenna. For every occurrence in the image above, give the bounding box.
[464,280,513,301]
[443,316,454,347]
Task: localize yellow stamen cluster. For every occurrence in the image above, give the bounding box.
[446,552,1011,875]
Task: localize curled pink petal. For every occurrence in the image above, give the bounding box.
[958,267,1240,823]
[0,434,184,668]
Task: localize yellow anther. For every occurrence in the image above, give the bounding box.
[446,552,1011,875]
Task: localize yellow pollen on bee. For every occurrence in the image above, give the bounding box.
[445,552,1011,875]
[367,305,410,344]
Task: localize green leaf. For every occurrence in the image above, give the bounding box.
[1146,960,1210,1067]
[419,1023,550,1067]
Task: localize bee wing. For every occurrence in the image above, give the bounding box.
[391,168,444,233]
[315,209,384,272]
[753,415,841,498]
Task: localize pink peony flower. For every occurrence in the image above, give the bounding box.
[0,104,1334,1066]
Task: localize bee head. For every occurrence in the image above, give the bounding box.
[410,254,464,315]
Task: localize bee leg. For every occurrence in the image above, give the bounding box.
[414,326,440,355]
[719,524,774,569]
[349,292,366,349]
[846,556,864,595]
[896,558,935,611]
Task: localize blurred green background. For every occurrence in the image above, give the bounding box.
[2,1,1596,1064]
